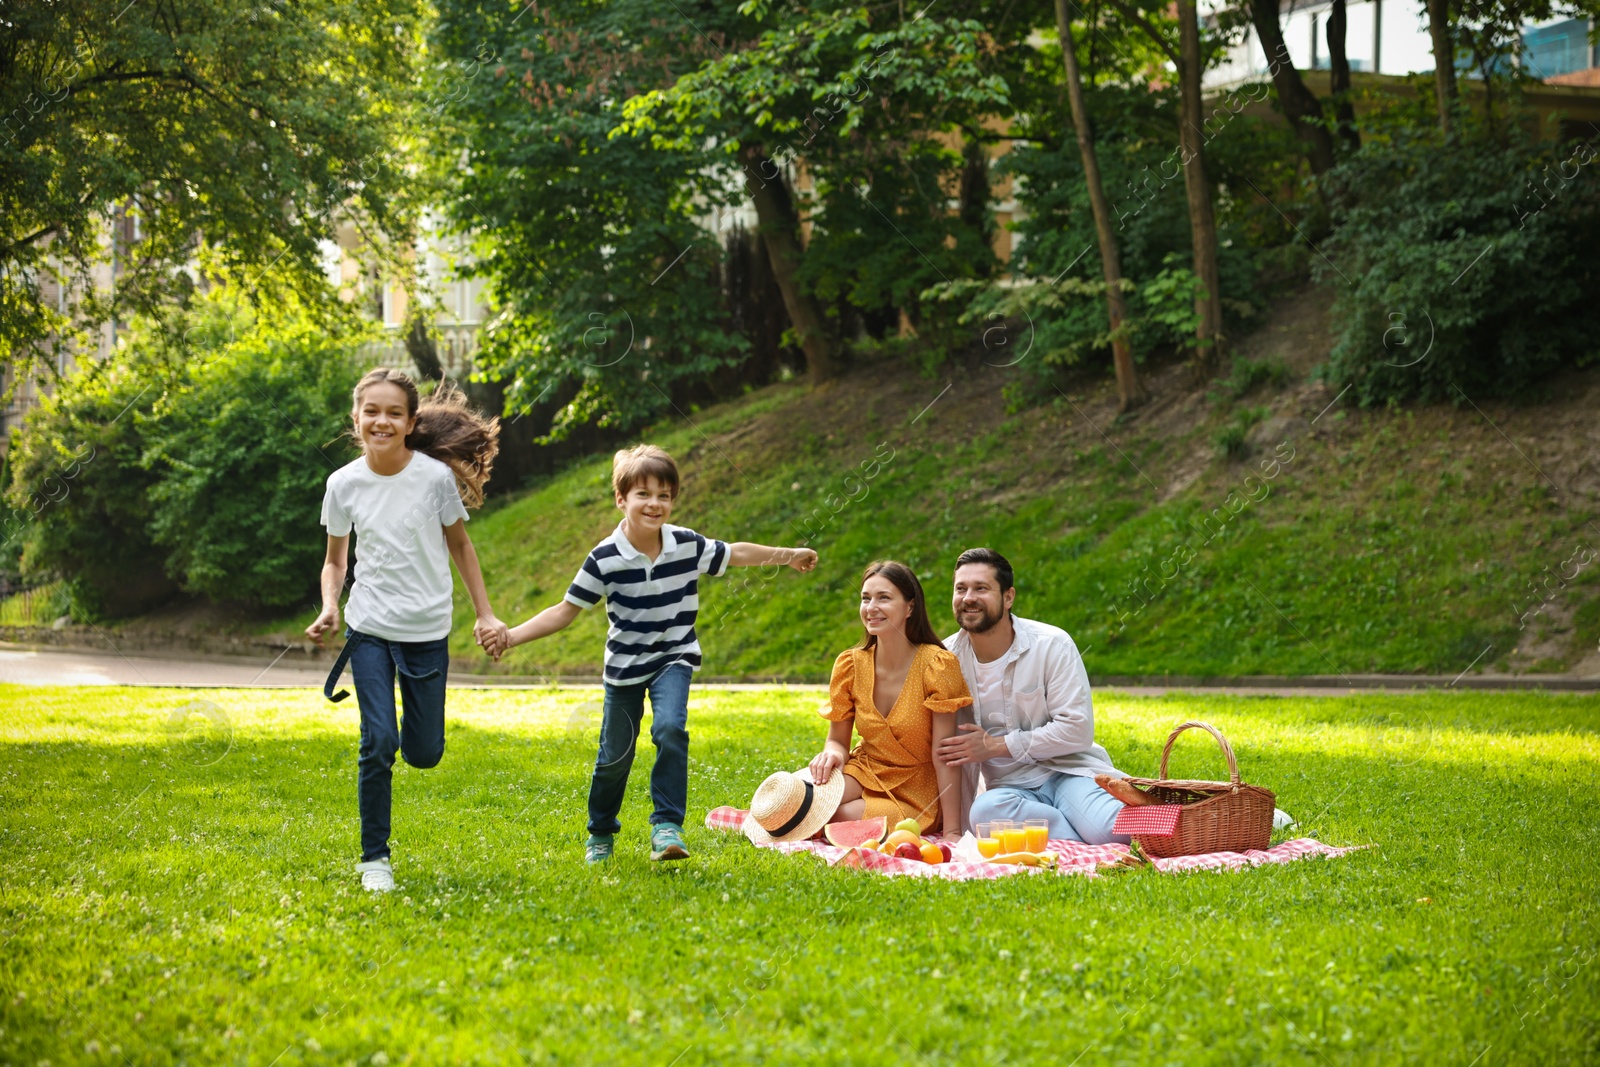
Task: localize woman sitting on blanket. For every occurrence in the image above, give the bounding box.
[807,560,972,835]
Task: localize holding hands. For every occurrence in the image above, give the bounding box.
[474,616,510,662]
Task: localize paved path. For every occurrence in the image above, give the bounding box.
[2,644,1594,695]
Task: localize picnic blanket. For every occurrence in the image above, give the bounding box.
[705,806,1365,880]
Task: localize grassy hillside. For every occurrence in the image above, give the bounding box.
[433,290,1600,680]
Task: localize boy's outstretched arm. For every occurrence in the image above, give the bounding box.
[727,543,818,572]
[503,601,583,650]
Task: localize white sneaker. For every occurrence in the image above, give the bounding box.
[357,857,394,892]
[1272,808,1296,830]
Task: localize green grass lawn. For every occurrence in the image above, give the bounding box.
[2,683,1597,1065]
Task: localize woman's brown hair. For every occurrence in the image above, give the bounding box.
[352,368,501,508]
[855,560,946,650]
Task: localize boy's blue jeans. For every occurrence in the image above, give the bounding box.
[345,628,449,862]
[587,663,692,836]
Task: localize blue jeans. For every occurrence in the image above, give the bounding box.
[970,773,1130,845]
[346,628,449,862]
[587,663,692,837]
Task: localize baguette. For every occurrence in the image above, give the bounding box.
[1097,774,1157,807]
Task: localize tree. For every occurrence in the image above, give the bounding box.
[1327,0,1360,153]
[0,0,428,379]
[1109,0,1226,366]
[620,5,1014,374]
[1175,0,1226,367]
[1426,0,1461,132]
[430,0,768,436]
[1245,0,1337,175]
[1053,0,1147,409]
[738,142,837,384]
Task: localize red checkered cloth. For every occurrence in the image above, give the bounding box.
[1112,804,1183,836]
[703,806,1366,879]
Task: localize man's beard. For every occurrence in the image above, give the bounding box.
[957,603,1004,634]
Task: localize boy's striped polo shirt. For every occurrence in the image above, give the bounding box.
[564,522,731,685]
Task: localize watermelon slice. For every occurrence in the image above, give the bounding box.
[823,816,889,848]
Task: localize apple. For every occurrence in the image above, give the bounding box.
[938,843,952,863]
[893,817,921,836]
[894,842,922,861]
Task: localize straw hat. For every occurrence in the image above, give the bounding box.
[742,766,846,845]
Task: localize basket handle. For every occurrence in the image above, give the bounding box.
[1157,720,1241,785]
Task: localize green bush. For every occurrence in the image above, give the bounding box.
[5,300,363,616]
[3,355,172,618]
[141,314,360,608]
[1213,405,1268,458]
[1319,127,1600,404]
[1212,354,1291,401]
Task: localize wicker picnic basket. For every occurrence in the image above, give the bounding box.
[1123,720,1275,857]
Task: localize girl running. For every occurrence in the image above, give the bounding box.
[306,368,508,892]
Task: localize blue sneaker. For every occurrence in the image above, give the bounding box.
[585,834,614,864]
[649,822,689,862]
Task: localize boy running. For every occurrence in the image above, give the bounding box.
[484,445,816,863]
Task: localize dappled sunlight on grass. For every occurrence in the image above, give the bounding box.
[1,685,1596,1064]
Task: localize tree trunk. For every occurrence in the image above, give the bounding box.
[738,144,838,385]
[1326,0,1360,153]
[1249,0,1337,176]
[1177,0,1225,368]
[1053,0,1147,411]
[957,138,995,278]
[405,311,444,381]
[1426,0,1458,134]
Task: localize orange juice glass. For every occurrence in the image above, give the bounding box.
[1024,819,1049,852]
[999,827,1027,854]
[976,836,1001,859]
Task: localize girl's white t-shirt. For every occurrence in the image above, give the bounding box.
[320,451,469,642]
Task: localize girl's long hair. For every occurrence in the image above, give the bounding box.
[352,368,500,508]
[855,560,946,651]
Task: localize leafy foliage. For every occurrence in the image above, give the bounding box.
[429,0,756,438]
[0,0,429,375]
[4,299,362,615]
[1318,126,1600,405]
[939,33,1300,396]
[622,6,1016,319]
[2,352,168,618]
[141,311,361,608]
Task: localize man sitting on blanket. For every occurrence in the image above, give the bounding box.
[934,547,1131,845]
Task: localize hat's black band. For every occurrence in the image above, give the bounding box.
[770,781,815,837]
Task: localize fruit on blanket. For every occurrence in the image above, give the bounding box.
[884,829,921,849]
[822,817,889,849]
[992,851,1058,869]
[893,817,922,835]
[937,842,953,863]
[919,841,943,864]
[893,842,923,861]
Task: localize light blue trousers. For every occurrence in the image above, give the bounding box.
[969,774,1130,845]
